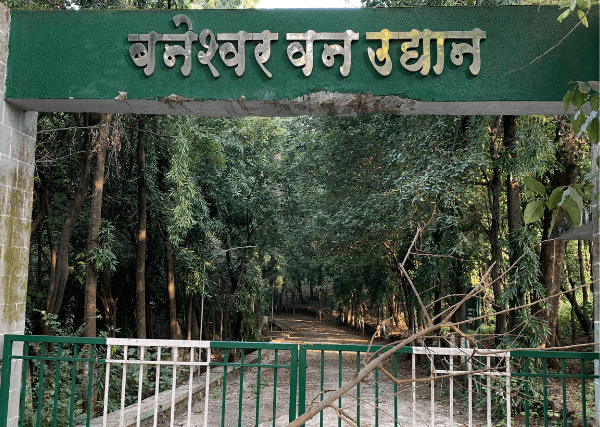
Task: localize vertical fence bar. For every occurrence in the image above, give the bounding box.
[393,353,397,427]
[430,354,434,427]
[121,345,129,427]
[411,353,415,427]
[338,351,342,427]
[103,344,111,427]
[0,336,14,427]
[85,344,96,427]
[356,351,360,427]
[486,355,491,427]
[272,350,278,427]
[581,359,587,427]
[562,359,567,427]
[52,343,62,426]
[238,349,245,427]
[289,347,298,423]
[375,367,379,427]
[19,342,30,427]
[298,346,306,422]
[221,348,228,427]
[171,347,178,427]
[467,357,472,427]
[137,346,145,427]
[68,344,79,427]
[153,346,162,427]
[320,350,324,427]
[256,349,262,427]
[543,358,548,427]
[35,344,46,427]
[187,347,194,427]
[204,348,211,427]
[524,357,529,427]
[450,352,454,427]
[506,354,511,427]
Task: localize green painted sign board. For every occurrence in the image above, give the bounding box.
[6,6,599,116]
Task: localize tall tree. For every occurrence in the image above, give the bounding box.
[44,115,96,330]
[136,118,147,339]
[83,113,113,338]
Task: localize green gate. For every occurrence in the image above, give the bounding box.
[0,334,598,427]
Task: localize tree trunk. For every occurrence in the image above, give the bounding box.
[578,240,589,304]
[136,118,147,339]
[503,115,523,334]
[165,236,180,340]
[487,115,506,344]
[99,265,117,337]
[84,113,112,339]
[45,115,96,325]
[187,293,193,340]
[504,115,521,262]
[564,279,593,336]
[30,172,49,237]
[534,120,579,347]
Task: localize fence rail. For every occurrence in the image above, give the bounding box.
[0,334,597,427]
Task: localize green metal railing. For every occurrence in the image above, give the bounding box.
[0,334,598,427]
[510,350,599,427]
[297,343,413,427]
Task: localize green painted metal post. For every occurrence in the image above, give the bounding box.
[562,359,567,427]
[272,350,278,427]
[298,345,306,424]
[68,344,79,427]
[35,344,45,427]
[18,342,28,427]
[524,357,530,427]
[221,348,228,427]
[581,359,587,427]
[255,350,262,427]
[543,359,548,427]
[393,353,398,427]
[289,346,298,423]
[338,351,342,427]
[374,367,379,427]
[85,345,95,427]
[0,336,14,427]
[356,352,360,427]
[52,343,62,426]
[320,350,324,427]
[238,349,245,427]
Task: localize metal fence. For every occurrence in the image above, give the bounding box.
[0,334,597,427]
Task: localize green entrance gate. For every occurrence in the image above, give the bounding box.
[0,3,598,427]
[1,334,599,427]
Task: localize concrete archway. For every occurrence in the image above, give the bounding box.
[0,4,598,425]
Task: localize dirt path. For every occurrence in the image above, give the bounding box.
[264,314,391,346]
[174,315,480,427]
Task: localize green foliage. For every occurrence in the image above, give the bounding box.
[87,220,118,272]
[523,176,586,228]
[557,0,594,27]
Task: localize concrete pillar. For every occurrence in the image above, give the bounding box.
[0,3,37,427]
[592,142,600,426]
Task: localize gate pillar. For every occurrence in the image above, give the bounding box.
[593,142,600,426]
[0,3,37,426]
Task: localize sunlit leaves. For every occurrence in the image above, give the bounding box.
[557,0,591,26]
[547,187,564,210]
[523,199,545,224]
[523,176,545,198]
[564,83,600,144]
[523,174,586,228]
